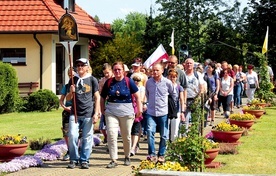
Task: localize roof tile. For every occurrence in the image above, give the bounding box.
[0,0,112,37]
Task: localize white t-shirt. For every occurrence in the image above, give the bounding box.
[220,77,233,95]
[186,71,205,98]
[246,71,258,85]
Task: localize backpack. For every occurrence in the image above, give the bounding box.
[106,77,141,122]
[168,85,179,119]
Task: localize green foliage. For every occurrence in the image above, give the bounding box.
[166,97,205,171]
[0,62,20,113]
[254,52,275,103]
[90,33,144,77]
[21,89,59,112]
[29,137,51,150]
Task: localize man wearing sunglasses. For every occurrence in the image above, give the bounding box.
[67,58,101,169]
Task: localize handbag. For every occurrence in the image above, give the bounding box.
[249,84,256,88]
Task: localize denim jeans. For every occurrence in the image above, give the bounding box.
[146,114,168,157]
[68,115,93,164]
[234,83,242,107]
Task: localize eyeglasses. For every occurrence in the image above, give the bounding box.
[76,64,85,67]
[113,69,122,72]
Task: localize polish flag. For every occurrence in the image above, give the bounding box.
[143,44,169,68]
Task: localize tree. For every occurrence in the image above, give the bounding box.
[90,12,147,77]
[90,33,143,78]
[245,0,276,71]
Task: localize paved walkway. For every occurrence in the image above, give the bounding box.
[8,100,246,176]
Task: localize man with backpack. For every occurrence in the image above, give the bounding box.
[183,57,205,130]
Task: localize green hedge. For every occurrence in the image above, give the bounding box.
[0,62,20,113]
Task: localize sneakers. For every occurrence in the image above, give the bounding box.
[106,161,118,168]
[80,162,89,169]
[157,156,165,163]
[135,145,140,154]
[62,152,70,161]
[130,149,135,157]
[124,157,131,166]
[209,120,214,126]
[67,161,77,169]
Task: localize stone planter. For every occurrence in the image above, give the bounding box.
[211,130,243,143]
[205,148,220,165]
[229,119,255,129]
[0,143,28,162]
[242,109,265,119]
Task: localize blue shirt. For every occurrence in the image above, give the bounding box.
[146,76,177,117]
[60,84,72,107]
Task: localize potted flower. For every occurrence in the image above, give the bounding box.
[211,121,244,143]
[229,113,256,129]
[249,98,267,108]
[242,105,265,119]
[0,134,28,162]
[203,138,220,165]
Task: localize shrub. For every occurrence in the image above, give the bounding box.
[21,89,59,112]
[0,62,20,113]
[29,137,52,150]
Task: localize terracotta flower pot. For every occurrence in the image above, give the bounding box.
[211,130,243,143]
[255,103,267,108]
[205,148,220,165]
[229,119,255,129]
[0,143,28,162]
[242,109,265,119]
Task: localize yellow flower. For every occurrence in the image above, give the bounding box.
[0,134,28,145]
[213,121,243,131]
[229,113,255,120]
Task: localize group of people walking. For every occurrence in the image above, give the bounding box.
[59,55,273,169]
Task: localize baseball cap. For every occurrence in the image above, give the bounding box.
[75,58,89,66]
[131,62,141,67]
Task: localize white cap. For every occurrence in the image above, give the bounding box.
[131,62,141,67]
[124,64,129,71]
[75,58,89,66]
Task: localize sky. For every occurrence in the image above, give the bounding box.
[75,0,249,24]
[75,0,158,23]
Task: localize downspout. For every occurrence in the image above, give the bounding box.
[33,34,43,89]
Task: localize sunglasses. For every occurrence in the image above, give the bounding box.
[133,79,141,82]
[168,62,176,64]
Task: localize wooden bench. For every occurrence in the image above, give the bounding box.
[18,82,39,96]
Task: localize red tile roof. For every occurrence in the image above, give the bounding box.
[0,0,112,37]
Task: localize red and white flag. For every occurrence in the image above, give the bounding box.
[143,44,169,68]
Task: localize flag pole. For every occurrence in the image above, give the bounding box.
[67,41,78,123]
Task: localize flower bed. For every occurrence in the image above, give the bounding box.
[0,135,101,174]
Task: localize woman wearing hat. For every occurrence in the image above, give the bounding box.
[245,64,259,103]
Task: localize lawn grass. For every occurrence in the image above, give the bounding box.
[206,107,276,174]
[0,109,64,155]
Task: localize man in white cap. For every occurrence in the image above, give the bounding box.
[67,58,101,169]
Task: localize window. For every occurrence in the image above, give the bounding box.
[0,48,26,66]
[63,0,75,12]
